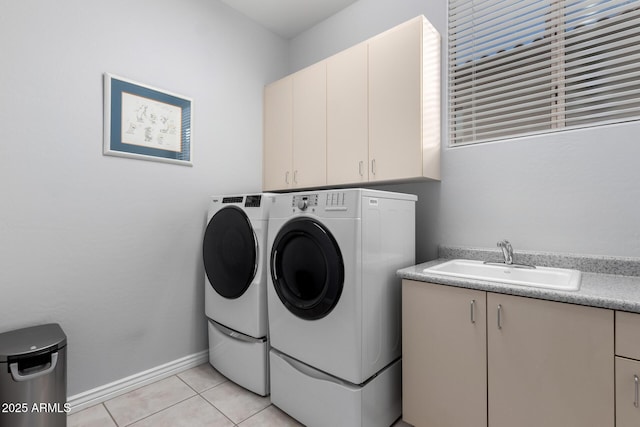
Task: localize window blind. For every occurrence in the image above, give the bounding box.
[449,0,640,146]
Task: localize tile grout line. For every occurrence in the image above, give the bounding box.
[176,371,239,426]
[120,392,197,426]
[108,374,198,427]
[235,404,274,426]
[191,367,277,426]
[197,389,237,427]
[100,402,119,427]
[187,372,275,426]
[71,364,280,427]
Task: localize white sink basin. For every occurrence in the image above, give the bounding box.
[423,259,581,291]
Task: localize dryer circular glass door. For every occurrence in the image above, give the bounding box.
[203,206,258,299]
[270,217,344,320]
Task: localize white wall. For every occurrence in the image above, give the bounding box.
[289,0,640,260]
[0,0,287,395]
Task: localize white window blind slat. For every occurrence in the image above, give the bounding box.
[449,0,640,146]
[565,39,640,68]
[453,84,557,110]
[450,2,552,48]
[450,46,554,80]
[452,64,554,96]
[453,84,557,113]
[565,72,640,97]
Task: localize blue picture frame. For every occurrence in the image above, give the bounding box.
[103,73,192,166]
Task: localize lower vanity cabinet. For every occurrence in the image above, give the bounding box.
[487,293,614,427]
[402,280,487,427]
[402,280,615,427]
[616,357,640,427]
[615,311,640,427]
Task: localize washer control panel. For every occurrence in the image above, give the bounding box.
[244,195,262,208]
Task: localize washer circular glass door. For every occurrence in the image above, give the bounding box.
[270,217,344,320]
[203,206,258,299]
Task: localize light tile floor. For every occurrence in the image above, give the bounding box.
[68,363,411,427]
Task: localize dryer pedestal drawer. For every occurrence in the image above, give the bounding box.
[269,349,401,427]
[208,319,269,396]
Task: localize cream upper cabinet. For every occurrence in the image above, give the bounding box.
[292,61,327,189]
[368,16,441,182]
[263,76,292,191]
[263,62,327,191]
[402,280,487,427]
[487,293,614,427]
[263,15,440,191]
[402,280,615,427]
[327,43,369,186]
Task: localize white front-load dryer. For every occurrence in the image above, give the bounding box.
[266,188,416,426]
[203,193,273,396]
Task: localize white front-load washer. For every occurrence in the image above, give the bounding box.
[266,188,416,426]
[203,193,273,396]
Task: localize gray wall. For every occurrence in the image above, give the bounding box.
[289,0,640,261]
[0,0,287,395]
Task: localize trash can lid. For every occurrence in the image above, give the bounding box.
[0,323,67,362]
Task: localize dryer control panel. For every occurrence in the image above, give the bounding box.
[325,192,346,207]
[291,194,318,211]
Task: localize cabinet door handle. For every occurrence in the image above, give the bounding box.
[359,161,364,177]
[635,375,639,408]
[285,171,290,184]
[371,159,376,175]
[497,304,503,329]
[293,170,298,185]
[470,300,476,324]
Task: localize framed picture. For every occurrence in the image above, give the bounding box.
[103,73,192,166]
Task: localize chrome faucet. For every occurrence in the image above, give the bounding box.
[497,240,513,265]
[485,240,535,269]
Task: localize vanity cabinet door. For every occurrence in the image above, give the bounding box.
[402,280,487,427]
[616,357,640,427]
[616,311,640,360]
[487,293,614,427]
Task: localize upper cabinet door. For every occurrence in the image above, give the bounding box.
[292,61,327,189]
[369,17,422,182]
[327,43,369,186]
[368,16,441,182]
[263,15,441,191]
[263,76,293,191]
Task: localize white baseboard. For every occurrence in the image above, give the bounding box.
[67,350,209,414]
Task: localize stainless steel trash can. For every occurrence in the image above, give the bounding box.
[0,323,67,427]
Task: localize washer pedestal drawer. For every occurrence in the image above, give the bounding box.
[269,349,401,427]
[208,319,269,396]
